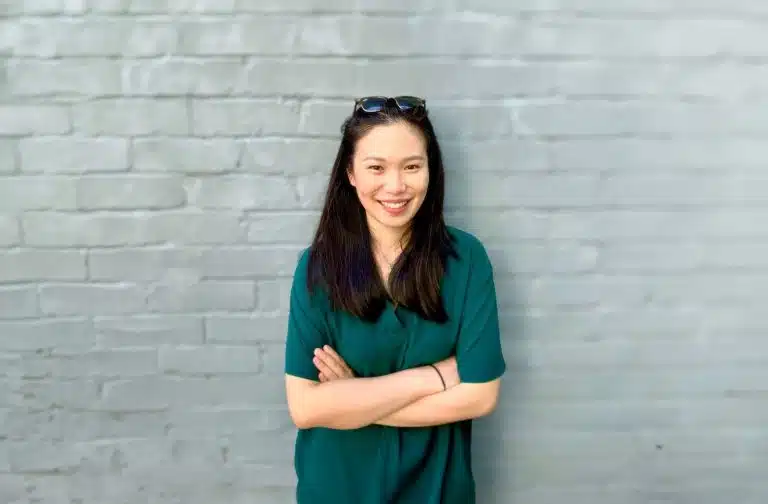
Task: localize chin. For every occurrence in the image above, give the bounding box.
[380,216,413,229]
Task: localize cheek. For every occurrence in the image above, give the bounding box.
[413,172,429,196]
[351,174,380,200]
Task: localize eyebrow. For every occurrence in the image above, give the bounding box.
[362,155,426,163]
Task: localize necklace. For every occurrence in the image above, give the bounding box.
[373,243,399,268]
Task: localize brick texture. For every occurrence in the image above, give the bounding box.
[1,1,766,503]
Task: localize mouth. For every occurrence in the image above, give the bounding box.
[378,199,411,216]
[378,200,410,209]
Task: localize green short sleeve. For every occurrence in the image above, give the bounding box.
[284,248,329,381]
[456,239,506,384]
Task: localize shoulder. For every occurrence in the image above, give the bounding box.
[289,247,313,300]
[288,247,312,290]
[290,246,330,309]
[444,227,498,303]
[446,225,491,264]
[444,225,496,286]
[293,246,311,276]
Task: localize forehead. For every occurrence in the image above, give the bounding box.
[354,121,426,161]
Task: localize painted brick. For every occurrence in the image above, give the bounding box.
[19,137,129,173]
[72,99,190,136]
[6,18,178,57]
[76,174,187,210]
[205,314,289,344]
[22,212,246,247]
[177,19,295,56]
[39,283,148,316]
[0,250,87,282]
[158,345,262,374]
[2,3,766,504]
[190,175,304,211]
[123,58,249,96]
[0,216,20,246]
[7,59,124,96]
[190,99,302,136]
[0,140,18,173]
[94,314,204,348]
[146,280,256,312]
[132,138,241,173]
[0,285,38,319]
[0,105,70,135]
[0,177,78,210]
[0,319,94,352]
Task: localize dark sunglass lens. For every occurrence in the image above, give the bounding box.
[395,96,423,110]
[359,97,387,113]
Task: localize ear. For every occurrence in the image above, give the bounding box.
[346,164,356,187]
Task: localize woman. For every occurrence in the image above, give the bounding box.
[284,96,506,504]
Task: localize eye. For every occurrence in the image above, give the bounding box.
[368,165,384,172]
[405,164,421,171]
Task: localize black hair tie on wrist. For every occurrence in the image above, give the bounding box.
[429,364,447,391]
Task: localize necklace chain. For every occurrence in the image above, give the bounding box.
[374,244,399,267]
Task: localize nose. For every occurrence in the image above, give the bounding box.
[384,169,406,193]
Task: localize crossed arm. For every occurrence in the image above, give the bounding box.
[375,379,500,428]
[284,346,501,430]
[284,240,505,431]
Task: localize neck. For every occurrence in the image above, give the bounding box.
[367,219,409,254]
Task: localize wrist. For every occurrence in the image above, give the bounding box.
[414,365,444,395]
[428,363,447,391]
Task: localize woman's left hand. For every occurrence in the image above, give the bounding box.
[313,345,355,382]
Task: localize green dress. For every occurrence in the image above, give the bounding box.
[284,226,506,504]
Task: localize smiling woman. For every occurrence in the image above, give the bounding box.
[283,96,506,504]
[352,146,428,222]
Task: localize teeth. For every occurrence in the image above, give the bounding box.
[381,201,408,209]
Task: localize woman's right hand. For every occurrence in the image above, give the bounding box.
[432,356,460,390]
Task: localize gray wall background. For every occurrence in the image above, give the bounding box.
[1,1,767,503]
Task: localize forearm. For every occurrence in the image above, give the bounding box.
[375,382,498,428]
[289,366,443,430]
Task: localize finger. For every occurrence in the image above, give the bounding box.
[319,372,327,382]
[315,348,346,378]
[318,346,345,369]
[322,345,345,364]
[322,346,354,376]
[313,354,338,379]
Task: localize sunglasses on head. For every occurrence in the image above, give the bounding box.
[353,95,426,115]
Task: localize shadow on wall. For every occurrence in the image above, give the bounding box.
[435,113,527,503]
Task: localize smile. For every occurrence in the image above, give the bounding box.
[378,199,411,216]
[379,200,409,209]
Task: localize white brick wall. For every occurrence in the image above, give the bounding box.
[1,1,766,503]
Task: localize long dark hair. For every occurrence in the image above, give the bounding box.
[306,101,456,323]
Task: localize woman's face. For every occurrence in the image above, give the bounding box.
[348,120,430,239]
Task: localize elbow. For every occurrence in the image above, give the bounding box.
[289,408,315,430]
[286,389,322,429]
[287,404,330,430]
[475,393,499,418]
[288,404,364,431]
[286,377,327,430]
[291,414,363,431]
[468,381,501,419]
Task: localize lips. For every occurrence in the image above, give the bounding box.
[378,199,411,216]
[379,200,409,209]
